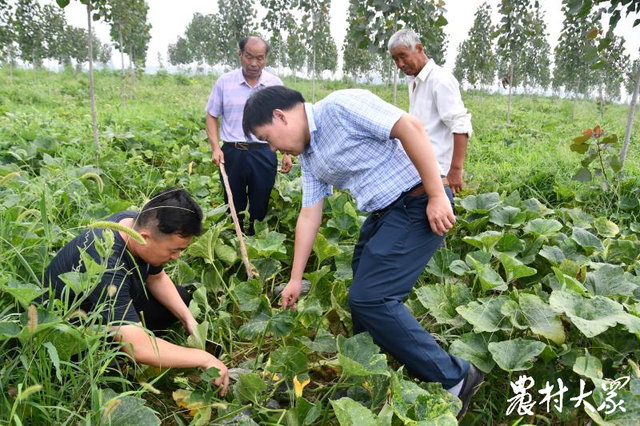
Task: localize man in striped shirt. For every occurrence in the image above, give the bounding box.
[205,36,292,235]
[242,86,484,420]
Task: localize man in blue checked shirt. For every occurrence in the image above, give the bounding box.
[242,86,484,420]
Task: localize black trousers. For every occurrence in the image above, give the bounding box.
[220,143,277,235]
[132,284,191,333]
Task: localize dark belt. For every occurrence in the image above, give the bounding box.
[371,183,426,220]
[223,141,269,150]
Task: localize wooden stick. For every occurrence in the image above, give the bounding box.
[219,163,254,279]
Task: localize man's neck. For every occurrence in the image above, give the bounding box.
[243,71,261,87]
[415,56,429,76]
[118,217,139,257]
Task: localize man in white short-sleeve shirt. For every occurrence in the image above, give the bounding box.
[389,28,472,195]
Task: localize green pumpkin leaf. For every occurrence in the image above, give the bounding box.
[214,241,238,265]
[593,218,619,237]
[489,206,526,227]
[518,293,566,345]
[498,253,537,282]
[234,280,262,312]
[456,297,511,333]
[425,249,460,278]
[449,333,496,374]
[460,193,500,213]
[337,333,390,377]
[585,265,637,297]
[488,338,546,372]
[415,283,472,328]
[539,245,565,266]
[186,321,208,350]
[100,388,161,426]
[330,398,378,425]
[313,233,341,265]
[3,282,44,309]
[468,257,507,292]
[267,346,308,380]
[463,231,502,251]
[246,230,287,258]
[549,289,625,338]
[573,353,603,380]
[524,219,563,238]
[493,233,525,256]
[571,227,604,253]
[235,372,268,403]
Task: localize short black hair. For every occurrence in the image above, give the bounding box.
[136,188,203,237]
[242,86,305,139]
[239,36,270,54]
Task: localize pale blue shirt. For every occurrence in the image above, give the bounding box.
[205,68,283,142]
[298,90,422,212]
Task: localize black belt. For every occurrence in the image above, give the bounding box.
[224,141,269,150]
[371,182,425,220]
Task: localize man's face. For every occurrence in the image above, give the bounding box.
[390,44,425,77]
[253,111,307,156]
[140,232,192,267]
[239,39,267,79]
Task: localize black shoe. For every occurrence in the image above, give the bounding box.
[456,364,485,420]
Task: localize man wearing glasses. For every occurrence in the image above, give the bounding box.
[205,36,292,235]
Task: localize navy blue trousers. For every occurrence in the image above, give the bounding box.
[220,143,277,235]
[349,187,469,388]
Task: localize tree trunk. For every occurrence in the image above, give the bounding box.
[572,95,577,121]
[86,2,100,151]
[600,85,605,120]
[128,46,134,88]
[620,58,640,168]
[311,46,316,101]
[507,62,514,124]
[278,32,283,76]
[392,16,398,105]
[119,25,127,107]
[8,50,13,84]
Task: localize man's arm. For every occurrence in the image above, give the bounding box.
[433,75,472,195]
[146,270,197,334]
[447,133,469,195]
[390,114,455,236]
[206,113,224,166]
[280,199,323,309]
[115,325,229,395]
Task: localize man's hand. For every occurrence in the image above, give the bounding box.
[446,167,464,195]
[426,195,456,236]
[211,149,224,167]
[281,154,293,173]
[281,279,302,309]
[182,317,198,335]
[203,356,229,396]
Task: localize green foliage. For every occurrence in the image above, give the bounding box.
[0,69,639,424]
[553,1,598,98]
[300,0,338,76]
[350,0,448,64]
[216,0,256,68]
[105,0,152,68]
[454,2,497,89]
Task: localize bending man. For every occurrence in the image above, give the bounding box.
[42,188,229,395]
[242,86,483,419]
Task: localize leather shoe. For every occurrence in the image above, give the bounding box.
[456,364,485,420]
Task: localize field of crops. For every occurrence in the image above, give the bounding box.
[1,68,639,425]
